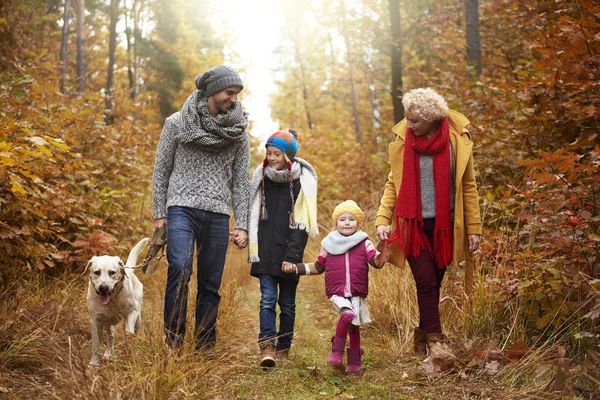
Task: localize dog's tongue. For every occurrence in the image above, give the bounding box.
[98,294,110,305]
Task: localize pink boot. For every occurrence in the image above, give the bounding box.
[328,336,346,367]
[345,347,363,375]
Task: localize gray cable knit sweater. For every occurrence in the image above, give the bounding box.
[152,111,250,230]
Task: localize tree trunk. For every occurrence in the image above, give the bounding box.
[340,0,362,142]
[105,0,120,125]
[389,0,403,123]
[292,36,314,131]
[364,49,381,130]
[75,0,85,92]
[132,0,142,99]
[465,0,482,78]
[59,0,70,93]
[125,0,133,91]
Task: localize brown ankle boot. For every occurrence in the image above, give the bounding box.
[414,328,428,357]
[276,349,289,361]
[426,333,447,346]
[260,344,276,369]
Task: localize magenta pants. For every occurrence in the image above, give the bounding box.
[406,218,447,334]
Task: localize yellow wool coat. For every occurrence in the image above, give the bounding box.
[375,110,482,267]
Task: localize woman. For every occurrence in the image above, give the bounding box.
[375,88,481,357]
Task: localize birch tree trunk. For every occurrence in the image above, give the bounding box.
[132,0,142,99]
[59,0,70,93]
[292,36,314,131]
[75,0,85,92]
[105,0,120,124]
[389,0,404,123]
[340,0,362,142]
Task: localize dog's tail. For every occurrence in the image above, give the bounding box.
[125,238,150,268]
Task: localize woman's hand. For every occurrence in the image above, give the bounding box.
[376,225,390,243]
[468,234,480,252]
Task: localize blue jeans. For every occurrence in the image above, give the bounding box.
[164,206,230,349]
[258,275,298,351]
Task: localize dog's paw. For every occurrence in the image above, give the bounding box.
[102,351,113,360]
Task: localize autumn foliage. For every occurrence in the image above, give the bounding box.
[0,0,599,395]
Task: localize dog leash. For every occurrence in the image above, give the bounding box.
[136,226,167,275]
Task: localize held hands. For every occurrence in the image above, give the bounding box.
[281,261,296,274]
[229,229,248,250]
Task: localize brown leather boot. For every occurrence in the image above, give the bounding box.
[426,333,447,347]
[260,344,276,369]
[276,349,289,361]
[414,328,428,357]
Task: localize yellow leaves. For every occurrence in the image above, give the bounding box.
[45,137,70,152]
[0,141,15,166]
[10,175,27,194]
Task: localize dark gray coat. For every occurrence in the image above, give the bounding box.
[250,176,308,281]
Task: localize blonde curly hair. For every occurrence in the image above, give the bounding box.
[402,88,449,122]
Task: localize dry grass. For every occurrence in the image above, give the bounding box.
[0,205,597,399]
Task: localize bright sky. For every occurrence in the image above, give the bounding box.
[212,0,285,141]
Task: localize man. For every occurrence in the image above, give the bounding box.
[152,65,250,351]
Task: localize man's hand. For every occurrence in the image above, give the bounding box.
[229,229,248,250]
[376,225,390,243]
[154,218,167,230]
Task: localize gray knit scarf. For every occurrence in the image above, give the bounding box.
[177,89,249,149]
[262,162,302,183]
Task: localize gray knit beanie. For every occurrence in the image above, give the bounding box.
[195,65,244,97]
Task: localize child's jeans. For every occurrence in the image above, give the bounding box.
[258,275,298,351]
[406,218,447,334]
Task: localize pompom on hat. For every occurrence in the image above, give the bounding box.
[195,65,244,97]
[332,200,365,227]
[265,129,299,161]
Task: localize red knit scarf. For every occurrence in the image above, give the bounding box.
[386,118,453,267]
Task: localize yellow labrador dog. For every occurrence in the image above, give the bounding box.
[86,237,149,366]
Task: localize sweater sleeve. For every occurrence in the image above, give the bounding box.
[296,261,325,276]
[296,246,328,275]
[365,239,377,259]
[152,115,178,220]
[231,136,251,231]
[462,144,482,235]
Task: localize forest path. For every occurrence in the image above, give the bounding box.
[162,247,509,399]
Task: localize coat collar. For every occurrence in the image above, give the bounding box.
[391,109,471,139]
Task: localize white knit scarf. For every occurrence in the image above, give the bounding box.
[321,230,368,255]
[248,157,318,263]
